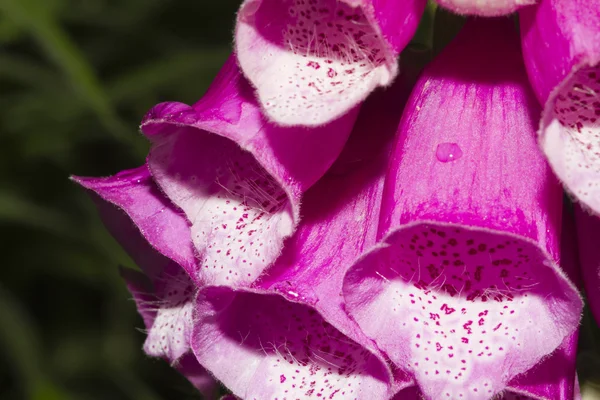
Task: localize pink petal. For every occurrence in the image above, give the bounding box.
[191,77,413,399]
[142,55,358,287]
[235,0,426,126]
[343,18,582,400]
[73,165,195,279]
[436,0,534,16]
[520,0,600,214]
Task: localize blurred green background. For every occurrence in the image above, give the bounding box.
[2,1,600,399]
[0,1,235,398]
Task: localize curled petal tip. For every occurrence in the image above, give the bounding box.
[190,79,411,399]
[235,0,425,126]
[343,18,581,400]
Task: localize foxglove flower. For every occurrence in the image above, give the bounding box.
[435,0,534,16]
[74,56,358,362]
[83,189,219,397]
[342,18,582,400]
[191,78,413,399]
[520,0,600,214]
[77,55,359,289]
[391,210,582,400]
[235,0,426,126]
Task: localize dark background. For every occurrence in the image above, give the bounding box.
[0,1,235,399]
[1,1,600,399]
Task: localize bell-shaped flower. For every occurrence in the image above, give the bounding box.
[76,54,359,291]
[520,0,600,214]
[78,180,219,396]
[342,18,582,400]
[235,0,426,126]
[190,77,414,399]
[435,0,534,16]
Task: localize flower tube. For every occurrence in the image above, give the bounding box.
[235,0,426,126]
[343,18,582,400]
[390,208,581,399]
[520,0,600,214]
[190,78,412,399]
[77,54,359,291]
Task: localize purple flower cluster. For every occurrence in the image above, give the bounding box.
[75,0,600,399]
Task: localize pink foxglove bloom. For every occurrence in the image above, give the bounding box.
[235,0,426,126]
[435,0,534,16]
[342,18,582,400]
[520,0,600,214]
[74,56,358,363]
[190,78,413,399]
[76,55,359,288]
[392,211,582,400]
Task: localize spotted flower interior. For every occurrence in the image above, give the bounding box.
[344,224,580,400]
[236,0,399,126]
[193,290,390,399]
[149,127,294,287]
[542,65,600,212]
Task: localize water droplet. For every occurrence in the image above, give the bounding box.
[436,143,463,163]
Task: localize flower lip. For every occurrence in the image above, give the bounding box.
[343,221,582,400]
[141,103,297,287]
[192,287,392,400]
[235,0,425,126]
[539,63,600,214]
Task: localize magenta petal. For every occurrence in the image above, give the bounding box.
[436,0,534,16]
[142,56,358,288]
[73,165,195,279]
[235,0,425,126]
[191,80,412,399]
[343,19,582,400]
[520,0,600,214]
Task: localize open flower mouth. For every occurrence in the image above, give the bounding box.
[148,125,295,286]
[542,65,600,212]
[344,223,581,400]
[236,0,395,126]
[193,290,390,399]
